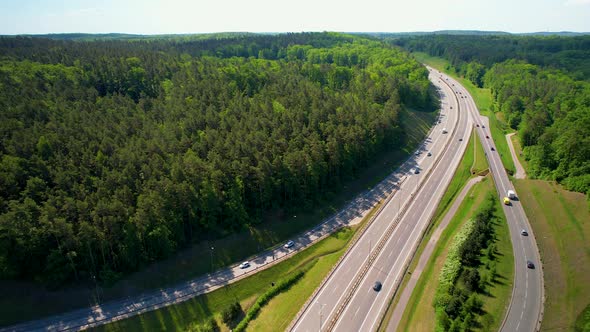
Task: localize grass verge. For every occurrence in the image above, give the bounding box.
[513,179,590,331]
[247,197,388,331]
[413,51,515,175]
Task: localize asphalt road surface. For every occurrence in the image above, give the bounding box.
[441,72,543,332]
[291,68,470,332]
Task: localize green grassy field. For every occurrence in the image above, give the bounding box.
[92,225,361,332]
[413,52,515,174]
[513,179,590,331]
[396,177,514,332]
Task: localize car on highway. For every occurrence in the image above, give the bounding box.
[427,151,432,156]
[459,138,463,141]
[239,261,251,269]
[482,125,485,128]
[486,135,489,139]
[284,240,295,248]
[373,281,382,291]
[521,229,528,236]
[476,124,480,127]
[527,260,535,269]
[491,146,495,151]
[503,197,511,205]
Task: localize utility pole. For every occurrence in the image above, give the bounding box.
[210,246,214,273]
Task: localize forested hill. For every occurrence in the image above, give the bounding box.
[0,33,434,287]
[392,35,590,198]
[394,35,590,80]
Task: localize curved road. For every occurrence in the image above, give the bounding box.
[438,71,543,332]
[0,69,459,332]
[291,68,470,331]
[506,133,526,179]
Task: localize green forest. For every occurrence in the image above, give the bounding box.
[395,35,590,197]
[0,33,435,287]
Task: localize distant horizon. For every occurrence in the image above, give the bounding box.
[2,29,589,37]
[1,0,589,35]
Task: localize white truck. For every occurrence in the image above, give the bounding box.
[507,190,516,199]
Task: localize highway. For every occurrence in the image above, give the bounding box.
[291,69,471,331]
[440,71,544,332]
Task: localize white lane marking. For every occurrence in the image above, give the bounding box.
[298,72,464,331]
[358,126,470,331]
[364,84,471,331]
[331,284,340,296]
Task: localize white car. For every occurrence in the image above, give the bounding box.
[284,240,295,249]
[239,261,250,269]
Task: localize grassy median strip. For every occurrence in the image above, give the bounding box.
[396,178,514,332]
[431,132,483,224]
[379,128,485,331]
[513,179,590,331]
[413,51,515,175]
[380,126,513,332]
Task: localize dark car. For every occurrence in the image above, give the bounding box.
[373,281,382,291]
[476,124,480,127]
[459,138,463,141]
[491,147,495,151]
[486,135,489,139]
[527,260,535,269]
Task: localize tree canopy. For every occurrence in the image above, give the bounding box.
[393,34,590,196]
[0,33,435,287]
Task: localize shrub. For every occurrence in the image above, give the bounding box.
[233,270,304,332]
[221,301,242,326]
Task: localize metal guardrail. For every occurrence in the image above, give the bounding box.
[373,69,467,330]
[324,71,464,331]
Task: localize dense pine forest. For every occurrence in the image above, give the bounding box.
[394,35,590,196]
[0,33,435,287]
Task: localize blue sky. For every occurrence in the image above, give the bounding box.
[1,0,589,34]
